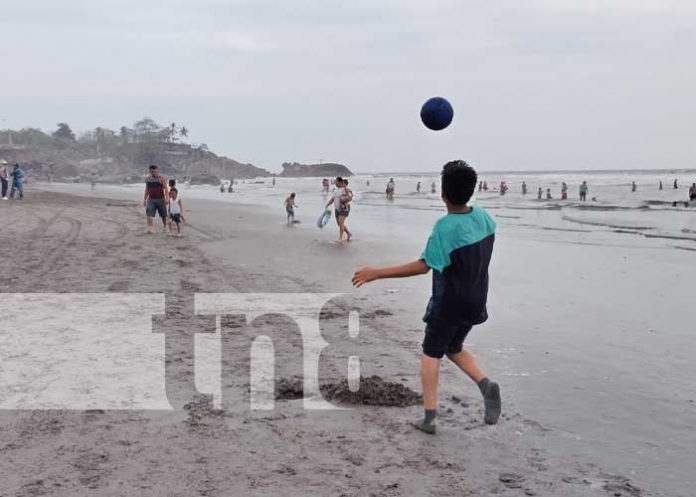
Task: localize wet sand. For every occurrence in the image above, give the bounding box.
[0,191,659,496]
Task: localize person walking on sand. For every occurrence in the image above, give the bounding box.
[352,160,501,434]
[579,181,588,201]
[220,183,225,193]
[285,193,297,226]
[228,180,234,193]
[168,187,185,237]
[325,177,353,241]
[0,163,8,200]
[143,164,169,234]
[674,179,679,189]
[9,163,25,200]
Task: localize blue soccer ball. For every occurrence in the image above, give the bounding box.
[420,97,454,131]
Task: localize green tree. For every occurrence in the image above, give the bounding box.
[53,122,76,141]
[180,126,189,139]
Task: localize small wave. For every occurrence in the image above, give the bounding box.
[562,215,654,231]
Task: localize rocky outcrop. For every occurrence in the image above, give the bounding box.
[278,162,353,178]
[0,142,270,183]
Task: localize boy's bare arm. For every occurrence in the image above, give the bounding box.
[352,260,430,288]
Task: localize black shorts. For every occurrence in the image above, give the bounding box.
[170,213,182,224]
[422,319,473,359]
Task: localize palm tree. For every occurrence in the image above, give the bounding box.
[169,122,178,142]
[180,126,189,140]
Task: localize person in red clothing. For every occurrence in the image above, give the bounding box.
[143,164,169,234]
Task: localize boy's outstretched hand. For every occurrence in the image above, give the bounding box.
[352,267,379,287]
[352,260,430,288]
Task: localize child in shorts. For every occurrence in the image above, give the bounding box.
[168,187,185,236]
[352,160,501,434]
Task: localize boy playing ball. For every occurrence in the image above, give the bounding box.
[352,160,501,434]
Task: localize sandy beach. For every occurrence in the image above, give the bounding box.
[0,187,682,496]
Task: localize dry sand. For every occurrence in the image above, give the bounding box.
[0,192,655,496]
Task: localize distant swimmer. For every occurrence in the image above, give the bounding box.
[631,181,637,192]
[522,181,527,195]
[431,181,436,194]
[579,181,588,202]
[143,164,169,234]
[417,181,421,193]
[386,178,395,201]
[285,193,297,226]
[537,187,542,200]
[689,183,696,201]
[546,188,552,200]
[561,182,568,200]
[674,179,679,189]
[659,180,663,190]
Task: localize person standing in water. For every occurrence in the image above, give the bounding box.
[561,182,568,200]
[689,183,696,202]
[537,187,543,200]
[143,164,169,234]
[546,188,552,200]
[674,179,679,189]
[521,181,527,195]
[272,177,276,187]
[579,181,588,201]
[631,181,637,192]
[325,177,353,242]
[285,193,297,226]
[431,181,437,194]
[386,178,395,200]
[483,181,488,191]
[659,180,663,190]
[417,181,421,193]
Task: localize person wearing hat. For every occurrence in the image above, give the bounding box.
[10,163,25,200]
[0,160,8,200]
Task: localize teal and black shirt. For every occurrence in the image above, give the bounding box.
[420,207,496,325]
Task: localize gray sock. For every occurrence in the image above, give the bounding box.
[478,378,501,425]
[415,409,437,434]
[478,377,490,396]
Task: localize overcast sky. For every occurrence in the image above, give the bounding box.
[1,0,695,173]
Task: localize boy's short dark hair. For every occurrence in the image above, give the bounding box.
[441,160,477,205]
[149,164,158,171]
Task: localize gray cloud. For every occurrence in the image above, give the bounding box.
[1,0,695,172]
